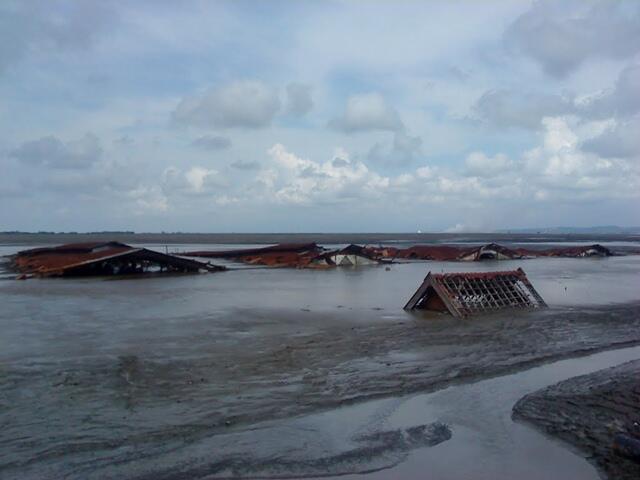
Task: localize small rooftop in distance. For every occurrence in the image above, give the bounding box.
[404,268,547,318]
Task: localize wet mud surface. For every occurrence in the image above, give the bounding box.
[2,243,639,478]
[513,359,640,480]
[2,301,640,478]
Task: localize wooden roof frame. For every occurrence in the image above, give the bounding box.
[404,268,547,318]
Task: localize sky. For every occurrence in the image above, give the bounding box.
[1,0,639,233]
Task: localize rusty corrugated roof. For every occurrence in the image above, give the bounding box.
[186,243,321,258]
[371,243,612,261]
[11,242,223,277]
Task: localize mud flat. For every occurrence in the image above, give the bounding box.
[3,302,640,479]
[513,360,640,480]
[2,250,640,478]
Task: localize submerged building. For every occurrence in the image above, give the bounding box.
[322,244,385,266]
[9,242,224,278]
[404,268,547,317]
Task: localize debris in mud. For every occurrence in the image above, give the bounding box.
[8,242,224,278]
[513,359,640,480]
[404,268,547,317]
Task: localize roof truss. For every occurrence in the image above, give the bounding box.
[404,268,547,317]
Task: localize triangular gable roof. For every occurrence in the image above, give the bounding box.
[404,268,546,317]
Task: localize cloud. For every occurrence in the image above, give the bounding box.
[0,1,118,73]
[285,83,313,116]
[447,66,471,82]
[474,64,640,131]
[2,2,638,230]
[191,135,232,150]
[127,186,168,214]
[332,157,348,168]
[581,63,640,118]
[173,80,281,129]
[521,116,638,198]
[475,89,574,129]
[505,0,640,77]
[464,152,512,177]
[230,159,261,170]
[367,131,423,166]
[10,133,102,169]
[330,93,403,133]
[264,144,389,205]
[162,166,228,196]
[581,115,640,158]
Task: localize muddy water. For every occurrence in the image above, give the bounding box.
[1,246,639,364]
[1,243,639,479]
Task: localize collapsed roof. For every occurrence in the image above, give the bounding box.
[10,242,224,278]
[183,242,613,269]
[185,243,388,268]
[375,243,612,261]
[404,268,547,317]
[187,243,321,259]
[187,243,327,268]
[321,244,388,266]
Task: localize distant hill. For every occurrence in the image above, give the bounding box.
[497,226,640,234]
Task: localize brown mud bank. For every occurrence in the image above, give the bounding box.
[513,359,640,480]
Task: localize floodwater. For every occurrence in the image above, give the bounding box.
[1,241,639,479]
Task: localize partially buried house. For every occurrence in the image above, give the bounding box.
[322,244,387,266]
[404,268,547,318]
[9,242,224,278]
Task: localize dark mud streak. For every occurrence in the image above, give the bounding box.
[137,424,451,480]
[2,303,640,478]
[513,360,640,480]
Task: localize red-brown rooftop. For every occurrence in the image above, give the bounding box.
[10,242,223,277]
